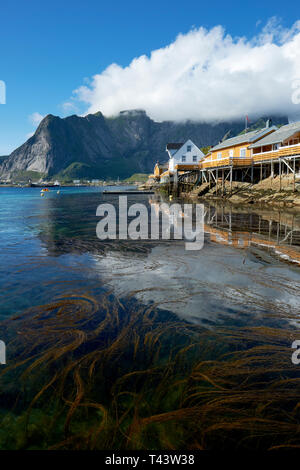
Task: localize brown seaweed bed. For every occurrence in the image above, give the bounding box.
[0,290,300,451]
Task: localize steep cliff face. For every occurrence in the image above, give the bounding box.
[0,110,288,180]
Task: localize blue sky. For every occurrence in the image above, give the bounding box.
[0,0,299,155]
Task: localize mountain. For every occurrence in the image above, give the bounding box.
[0,110,288,181]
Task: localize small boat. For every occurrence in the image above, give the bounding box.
[40,188,49,193]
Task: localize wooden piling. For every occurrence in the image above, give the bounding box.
[271,160,273,188]
[293,157,296,192]
[279,159,282,191]
[222,169,224,196]
[260,162,263,182]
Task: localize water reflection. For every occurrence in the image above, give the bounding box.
[1,187,300,328]
[202,201,300,265]
[37,193,300,327]
[1,188,300,451]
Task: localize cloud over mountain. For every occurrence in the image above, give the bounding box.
[29,112,45,126]
[70,18,300,122]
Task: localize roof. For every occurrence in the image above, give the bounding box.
[211,126,277,152]
[249,122,300,148]
[166,143,184,150]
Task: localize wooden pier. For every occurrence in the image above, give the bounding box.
[102,190,155,195]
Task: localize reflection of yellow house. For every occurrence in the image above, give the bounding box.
[205,223,300,265]
[201,124,276,169]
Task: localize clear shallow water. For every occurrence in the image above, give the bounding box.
[1,186,300,328]
[2,185,300,451]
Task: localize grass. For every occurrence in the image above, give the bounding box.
[54,162,93,180]
[11,170,45,182]
[125,173,149,183]
[53,157,149,181]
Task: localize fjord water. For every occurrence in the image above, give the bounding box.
[1,186,300,450]
[1,186,300,326]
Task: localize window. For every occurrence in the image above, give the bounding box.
[217,152,222,159]
[240,148,246,158]
[229,149,234,158]
[187,145,192,152]
[182,155,186,162]
[193,155,197,162]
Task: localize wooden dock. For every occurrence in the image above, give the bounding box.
[102,190,155,195]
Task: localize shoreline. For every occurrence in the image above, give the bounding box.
[0,182,134,189]
[158,174,300,210]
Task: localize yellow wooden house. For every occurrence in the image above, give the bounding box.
[149,162,169,181]
[201,124,277,170]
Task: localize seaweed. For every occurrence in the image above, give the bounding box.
[0,292,299,450]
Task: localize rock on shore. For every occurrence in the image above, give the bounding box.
[188,175,300,208]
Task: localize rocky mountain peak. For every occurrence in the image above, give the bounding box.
[0,111,288,181]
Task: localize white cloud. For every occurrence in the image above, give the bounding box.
[68,19,300,122]
[61,101,79,115]
[28,112,45,126]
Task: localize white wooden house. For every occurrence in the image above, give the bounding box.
[166,139,205,174]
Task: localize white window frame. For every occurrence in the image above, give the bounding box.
[240,148,246,158]
[187,145,192,152]
[217,152,222,160]
[182,155,186,162]
[229,149,234,158]
[192,155,197,162]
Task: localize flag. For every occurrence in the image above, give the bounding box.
[245,115,250,130]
